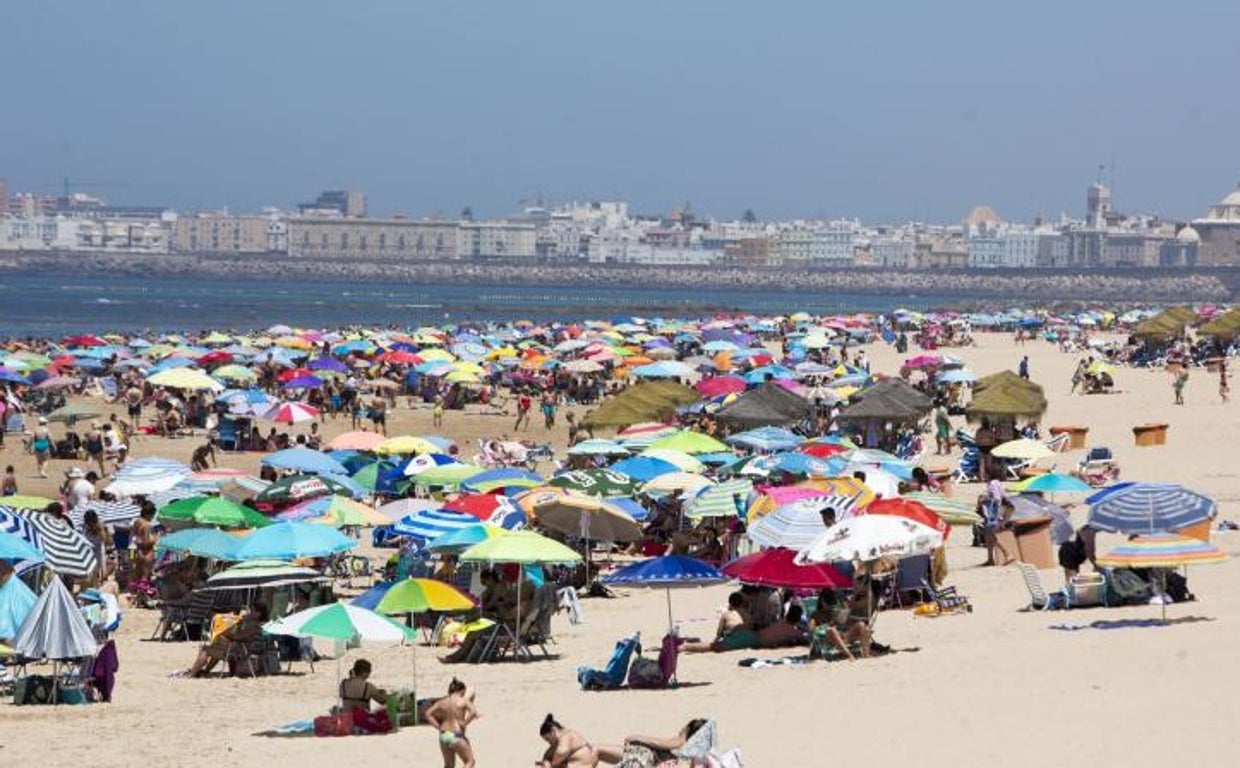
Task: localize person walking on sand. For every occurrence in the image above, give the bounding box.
[1070,358,1088,395]
[1173,366,1189,405]
[424,678,477,768]
[1018,355,1030,380]
[514,391,533,432]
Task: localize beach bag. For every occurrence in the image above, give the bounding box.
[14,675,54,706]
[627,656,664,689]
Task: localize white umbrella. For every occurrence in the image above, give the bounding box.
[795,515,943,565]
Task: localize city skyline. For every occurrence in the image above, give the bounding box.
[2,1,1238,221]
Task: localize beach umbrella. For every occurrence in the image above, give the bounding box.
[460,468,544,494]
[45,403,103,424]
[635,449,707,473]
[158,496,271,529]
[13,578,97,666]
[156,527,242,560]
[261,402,320,424]
[374,435,441,456]
[206,560,327,590]
[641,472,714,497]
[798,443,850,459]
[1012,473,1093,494]
[393,508,480,543]
[685,479,753,519]
[0,572,38,639]
[264,602,415,707]
[608,456,679,482]
[426,523,508,553]
[725,426,803,452]
[327,431,387,451]
[416,463,485,488]
[0,369,33,386]
[441,493,520,524]
[147,367,224,392]
[694,376,747,397]
[601,555,728,640]
[35,375,81,390]
[375,578,476,616]
[531,493,642,543]
[1096,534,1227,621]
[262,447,347,476]
[796,516,943,565]
[860,497,949,539]
[212,364,257,382]
[2,495,54,511]
[108,457,192,496]
[1086,483,1217,535]
[288,495,388,527]
[230,522,356,560]
[747,495,862,550]
[899,492,982,526]
[67,500,141,530]
[377,498,440,522]
[254,474,351,507]
[991,438,1056,461]
[1,508,99,578]
[391,452,460,478]
[723,548,852,590]
[567,439,632,457]
[460,530,582,565]
[549,469,642,499]
[834,465,902,500]
[0,529,44,562]
[647,431,729,455]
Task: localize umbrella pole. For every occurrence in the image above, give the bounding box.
[666,587,674,637]
[411,642,418,724]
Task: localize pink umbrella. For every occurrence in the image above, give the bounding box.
[694,376,747,397]
[903,355,943,370]
[36,376,79,390]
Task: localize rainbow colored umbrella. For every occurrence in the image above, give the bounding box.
[375,577,476,615]
[1097,533,1227,620]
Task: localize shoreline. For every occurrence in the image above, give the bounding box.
[2,250,1234,303]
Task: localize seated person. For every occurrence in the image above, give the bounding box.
[683,592,756,653]
[441,569,508,663]
[756,604,805,648]
[808,588,871,661]
[597,718,709,766]
[742,584,781,631]
[178,602,269,677]
[340,658,388,713]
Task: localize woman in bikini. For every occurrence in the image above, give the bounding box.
[424,678,477,768]
[538,714,598,767]
[596,718,709,766]
[339,658,388,712]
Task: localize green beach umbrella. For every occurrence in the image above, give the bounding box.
[460,530,582,566]
[647,431,730,455]
[415,463,484,488]
[158,496,271,529]
[548,468,643,498]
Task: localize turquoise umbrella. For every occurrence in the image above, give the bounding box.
[230,522,355,561]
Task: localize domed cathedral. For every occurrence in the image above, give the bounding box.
[1192,182,1240,265]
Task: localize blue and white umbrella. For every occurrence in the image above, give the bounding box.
[262,447,347,476]
[68,500,141,530]
[747,495,862,550]
[391,452,459,478]
[602,555,728,636]
[1086,482,1217,535]
[392,508,479,543]
[608,456,679,482]
[685,478,753,519]
[725,426,803,453]
[107,456,192,497]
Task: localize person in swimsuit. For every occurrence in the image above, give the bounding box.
[131,502,159,584]
[339,658,387,713]
[424,678,477,768]
[538,714,598,767]
[682,592,756,653]
[596,718,709,766]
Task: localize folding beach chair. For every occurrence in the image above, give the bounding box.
[918,579,972,615]
[577,632,640,690]
[1016,562,1066,611]
[892,555,933,607]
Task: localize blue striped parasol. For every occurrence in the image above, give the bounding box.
[1086,482,1216,535]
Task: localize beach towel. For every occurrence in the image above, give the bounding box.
[91,639,119,702]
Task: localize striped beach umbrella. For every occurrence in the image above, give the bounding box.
[426,523,508,553]
[747,495,862,550]
[1097,533,1227,621]
[685,478,753,518]
[261,401,320,424]
[107,457,192,497]
[68,500,141,530]
[375,578,476,615]
[1087,483,1217,535]
[1,507,98,578]
[392,508,479,543]
[900,492,982,526]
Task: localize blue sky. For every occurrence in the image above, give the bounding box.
[2,1,1237,222]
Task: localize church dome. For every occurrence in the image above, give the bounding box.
[1176,225,1201,243]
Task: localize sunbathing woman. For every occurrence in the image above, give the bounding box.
[682,592,757,653]
[596,718,708,766]
[424,678,477,768]
[538,714,599,767]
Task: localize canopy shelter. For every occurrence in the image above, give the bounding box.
[1131,306,1197,340]
[581,381,701,430]
[714,382,813,428]
[966,371,1047,423]
[1198,308,1240,340]
[836,379,933,424]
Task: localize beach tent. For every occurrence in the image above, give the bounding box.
[1131,306,1196,340]
[714,382,814,428]
[581,381,701,429]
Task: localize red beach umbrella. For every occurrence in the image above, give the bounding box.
[722,548,852,590]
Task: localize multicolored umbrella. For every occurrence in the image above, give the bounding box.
[860,497,949,539]
[375,578,476,615]
[899,492,982,526]
[1012,473,1093,494]
[747,495,861,550]
[685,478,753,518]
[261,402,320,424]
[1096,534,1227,620]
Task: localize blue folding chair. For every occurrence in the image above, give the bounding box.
[577,633,640,691]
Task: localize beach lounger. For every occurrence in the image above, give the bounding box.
[577,632,640,690]
[1016,562,1066,611]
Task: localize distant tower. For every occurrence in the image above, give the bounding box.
[346,190,367,218]
[1087,179,1111,228]
[0,177,8,217]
